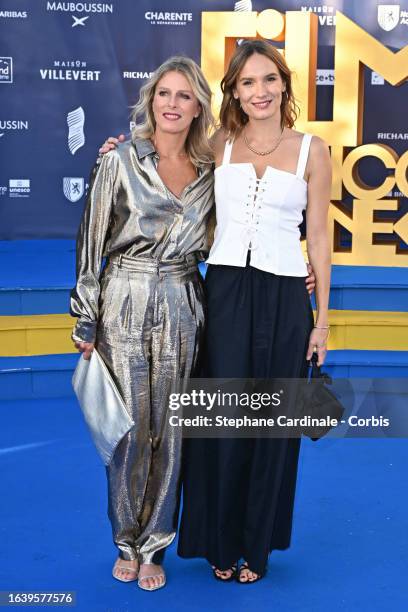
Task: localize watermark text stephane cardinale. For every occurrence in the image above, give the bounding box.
[165,378,405,438]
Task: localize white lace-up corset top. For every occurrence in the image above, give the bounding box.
[207,133,312,276]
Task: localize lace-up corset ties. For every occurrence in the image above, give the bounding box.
[207,133,312,276]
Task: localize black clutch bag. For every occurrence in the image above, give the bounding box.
[299,353,344,440]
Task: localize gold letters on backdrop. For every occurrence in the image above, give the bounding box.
[201,10,408,266]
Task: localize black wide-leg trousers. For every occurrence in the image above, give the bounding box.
[178,260,314,574]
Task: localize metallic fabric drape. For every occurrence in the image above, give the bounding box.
[70,137,214,344]
[100,255,205,561]
[70,138,214,562]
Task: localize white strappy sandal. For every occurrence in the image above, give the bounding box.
[137,564,166,591]
[112,558,139,583]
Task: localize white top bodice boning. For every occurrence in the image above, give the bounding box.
[207,133,312,277]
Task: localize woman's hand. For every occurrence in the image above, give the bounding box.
[305,263,316,295]
[99,134,126,154]
[306,327,329,366]
[74,340,95,360]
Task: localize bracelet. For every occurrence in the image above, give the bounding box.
[314,325,330,330]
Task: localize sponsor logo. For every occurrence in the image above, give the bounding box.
[46,2,113,13]
[371,71,385,85]
[144,11,192,26]
[0,57,13,84]
[63,177,84,202]
[316,69,334,85]
[9,179,30,198]
[0,120,29,130]
[67,106,85,155]
[300,5,334,12]
[46,2,113,27]
[378,5,400,31]
[72,15,89,26]
[377,5,408,31]
[234,0,252,11]
[377,132,408,140]
[234,0,252,46]
[40,60,101,81]
[301,5,336,26]
[0,185,8,196]
[123,71,154,79]
[0,11,28,18]
[0,119,29,138]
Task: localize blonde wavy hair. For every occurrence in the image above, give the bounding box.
[220,40,299,137]
[131,56,214,167]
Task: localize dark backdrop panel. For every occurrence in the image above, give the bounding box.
[0,0,407,239]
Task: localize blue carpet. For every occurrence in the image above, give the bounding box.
[1,240,408,314]
[0,397,406,611]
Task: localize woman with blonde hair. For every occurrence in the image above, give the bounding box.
[71,56,214,591]
[178,40,331,583]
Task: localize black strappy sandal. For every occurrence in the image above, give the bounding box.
[211,563,238,582]
[236,561,264,584]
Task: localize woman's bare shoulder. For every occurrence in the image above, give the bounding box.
[210,128,230,166]
[287,129,329,160]
[283,128,310,146]
[289,129,328,151]
[308,134,330,162]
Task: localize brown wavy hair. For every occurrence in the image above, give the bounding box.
[219,40,299,137]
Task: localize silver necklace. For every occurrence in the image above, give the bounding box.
[243,128,284,156]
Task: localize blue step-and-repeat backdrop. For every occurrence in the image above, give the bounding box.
[0,0,407,247]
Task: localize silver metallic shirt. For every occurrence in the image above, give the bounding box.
[70,137,214,342]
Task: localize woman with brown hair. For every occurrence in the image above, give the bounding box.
[178,40,331,583]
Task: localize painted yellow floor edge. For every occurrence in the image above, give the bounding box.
[0,311,407,356]
[0,314,74,356]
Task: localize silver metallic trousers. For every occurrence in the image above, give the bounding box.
[95,253,205,563]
